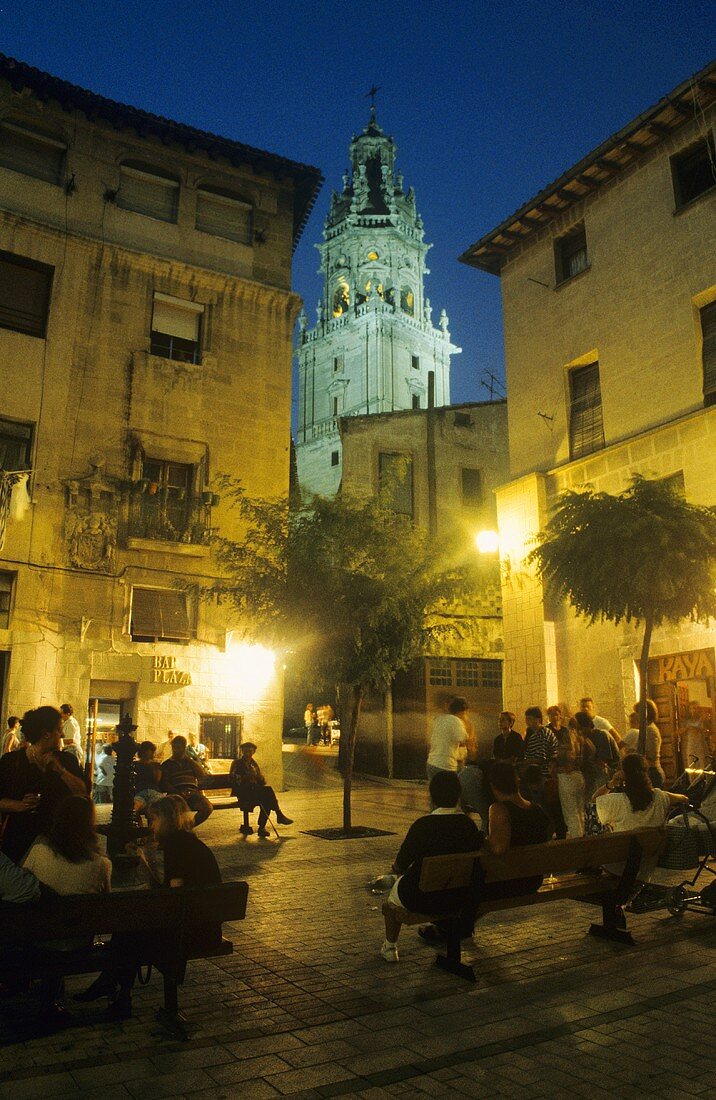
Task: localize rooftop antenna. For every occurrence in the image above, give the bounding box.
[480,371,506,401]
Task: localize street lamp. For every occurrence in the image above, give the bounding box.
[474,529,500,555]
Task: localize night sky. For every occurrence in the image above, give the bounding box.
[1,1,711,414]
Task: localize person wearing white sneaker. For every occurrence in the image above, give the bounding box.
[379,771,483,962]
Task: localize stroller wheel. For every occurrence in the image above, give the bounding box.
[667,886,687,916]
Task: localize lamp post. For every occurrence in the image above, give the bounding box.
[102,713,147,879]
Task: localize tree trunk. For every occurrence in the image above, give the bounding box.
[341,684,364,833]
[637,617,654,757]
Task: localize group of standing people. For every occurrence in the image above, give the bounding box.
[303,703,336,745]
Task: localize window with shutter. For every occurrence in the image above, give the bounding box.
[0,418,33,471]
[196,187,252,244]
[0,571,14,629]
[0,251,54,338]
[555,224,588,284]
[150,293,203,364]
[378,452,414,517]
[130,587,191,642]
[701,301,716,406]
[569,361,605,460]
[117,162,179,223]
[672,139,716,209]
[0,122,65,184]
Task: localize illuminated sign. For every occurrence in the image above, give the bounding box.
[152,654,192,686]
[651,648,715,684]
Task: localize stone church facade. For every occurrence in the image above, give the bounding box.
[0,55,321,784]
[295,106,460,497]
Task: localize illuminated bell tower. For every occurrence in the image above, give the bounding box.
[295,103,461,497]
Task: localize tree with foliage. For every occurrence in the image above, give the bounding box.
[210,483,472,831]
[528,476,716,753]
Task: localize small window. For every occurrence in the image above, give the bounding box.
[411,355,420,371]
[428,659,453,687]
[0,121,65,185]
[569,361,605,460]
[150,294,203,364]
[454,412,473,428]
[130,586,191,642]
[333,355,343,373]
[461,468,483,508]
[0,418,33,471]
[379,452,413,517]
[672,139,716,209]
[0,571,14,629]
[196,186,253,245]
[701,300,716,406]
[555,224,588,284]
[412,394,420,410]
[0,251,53,338]
[332,396,339,417]
[331,450,340,467]
[117,161,179,223]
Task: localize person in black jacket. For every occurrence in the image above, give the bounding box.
[380,771,482,963]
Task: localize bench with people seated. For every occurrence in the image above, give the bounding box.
[392,827,666,982]
[0,881,248,1039]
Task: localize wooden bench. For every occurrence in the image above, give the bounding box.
[0,881,248,1039]
[396,828,666,982]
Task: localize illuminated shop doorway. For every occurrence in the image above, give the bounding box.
[648,647,715,780]
[87,681,136,788]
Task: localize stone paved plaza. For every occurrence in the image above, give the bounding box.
[1,747,715,1099]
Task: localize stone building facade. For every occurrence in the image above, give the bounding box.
[460,61,716,778]
[0,54,321,784]
[339,400,509,777]
[295,106,460,498]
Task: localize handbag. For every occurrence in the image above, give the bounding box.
[658,813,704,870]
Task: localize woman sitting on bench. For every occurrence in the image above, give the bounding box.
[229,742,292,836]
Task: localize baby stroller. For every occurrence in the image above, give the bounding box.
[628,759,716,917]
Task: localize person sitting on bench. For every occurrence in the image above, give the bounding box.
[133,740,164,818]
[160,735,213,826]
[380,771,483,963]
[229,742,292,836]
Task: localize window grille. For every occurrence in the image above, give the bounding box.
[555,224,588,284]
[569,361,605,459]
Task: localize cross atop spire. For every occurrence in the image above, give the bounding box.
[365,83,380,120]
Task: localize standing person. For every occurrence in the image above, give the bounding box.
[553,723,588,837]
[426,697,469,781]
[579,697,621,754]
[546,705,566,738]
[304,703,316,745]
[522,707,558,806]
[679,701,712,770]
[160,735,213,825]
[575,709,619,775]
[229,742,293,835]
[2,715,21,756]
[156,730,177,762]
[621,704,665,788]
[60,704,83,760]
[94,744,115,803]
[0,706,87,864]
[493,712,524,762]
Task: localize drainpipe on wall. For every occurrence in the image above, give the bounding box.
[427,370,437,538]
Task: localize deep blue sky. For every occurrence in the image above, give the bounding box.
[1,1,711,411]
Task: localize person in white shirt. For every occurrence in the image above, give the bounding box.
[595,754,687,878]
[427,696,469,781]
[94,745,115,803]
[1,715,21,756]
[23,795,111,896]
[60,703,82,748]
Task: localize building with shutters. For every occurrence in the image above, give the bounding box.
[295,104,460,498]
[0,54,321,783]
[460,60,716,779]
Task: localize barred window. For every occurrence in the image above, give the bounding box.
[555,224,588,284]
[428,659,453,686]
[569,361,604,460]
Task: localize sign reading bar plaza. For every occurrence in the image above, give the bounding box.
[151,655,192,686]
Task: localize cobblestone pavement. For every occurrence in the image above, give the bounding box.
[1,748,715,1098]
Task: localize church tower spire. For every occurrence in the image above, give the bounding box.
[296,106,461,498]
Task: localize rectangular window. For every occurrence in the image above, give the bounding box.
[555,223,588,284]
[332,396,339,416]
[461,468,483,508]
[0,251,54,338]
[331,450,340,467]
[428,659,453,687]
[412,394,420,410]
[411,355,420,370]
[0,571,14,629]
[455,659,479,687]
[0,418,33,470]
[672,139,716,209]
[569,361,605,459]
[150,294,203,364]
[135,457,194,541]
[130,586,191,642]
[480,660,502,689]
[333,355,343,373]
[378,452,414,517]
[701,300,716,406]
[117,163,179,223]
[0,122,65,185]
[195,188,252,245]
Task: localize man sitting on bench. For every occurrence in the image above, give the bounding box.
[380,771,483,963]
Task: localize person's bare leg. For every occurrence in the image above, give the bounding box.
[382,902,402,943]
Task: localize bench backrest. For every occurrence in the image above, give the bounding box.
[418,828,666,893]
[0,881,248,943]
